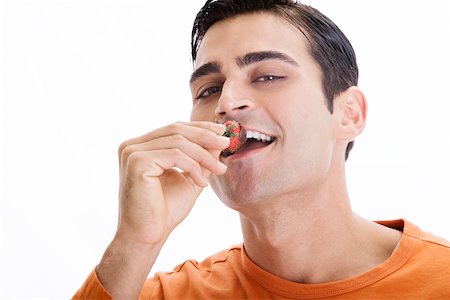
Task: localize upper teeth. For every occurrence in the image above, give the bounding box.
[246,130,272,142]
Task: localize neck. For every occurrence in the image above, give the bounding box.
[239,168,401,284]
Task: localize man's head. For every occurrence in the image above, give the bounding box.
[189,1,366,209]
[191,0,358,160]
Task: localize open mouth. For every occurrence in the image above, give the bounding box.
[239,129,276,153]
[221,129,276,157]
[219,120,276,158]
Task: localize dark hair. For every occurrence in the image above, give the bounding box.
[191,0,358,160]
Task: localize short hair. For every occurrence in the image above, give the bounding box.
[191,0,358,160]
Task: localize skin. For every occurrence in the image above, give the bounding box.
[96,12,401,299]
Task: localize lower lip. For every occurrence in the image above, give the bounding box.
[223,140,276,160]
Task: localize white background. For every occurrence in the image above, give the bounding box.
[1,0,449,299]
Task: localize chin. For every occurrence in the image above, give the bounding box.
[209,173,276,211]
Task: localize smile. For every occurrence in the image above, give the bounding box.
[246,130,274,142]
[229,128,275,157]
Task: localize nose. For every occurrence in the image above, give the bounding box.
[214,82,253,120]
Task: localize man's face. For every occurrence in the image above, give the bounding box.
[190,13,337,209]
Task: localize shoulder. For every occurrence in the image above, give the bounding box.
[141,245,244,298]
[402,219,450,277]
[402,220,450,294]
[377,219,449,275]
[372,219,450,296]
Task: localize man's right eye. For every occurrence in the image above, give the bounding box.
[196,86,222,99]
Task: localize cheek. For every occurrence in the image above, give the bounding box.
[276,83,332,134]
[279,91,335,166]
[190,101,217,122]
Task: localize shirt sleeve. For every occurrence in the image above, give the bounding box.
[71,268,112,300]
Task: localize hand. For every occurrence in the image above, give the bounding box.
[93,121,229,299]
[116,121,229,246]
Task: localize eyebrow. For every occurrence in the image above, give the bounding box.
[237,51,299,68]
[190,51,298,84]
[190,61,222,84]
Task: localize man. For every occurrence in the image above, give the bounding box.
[74,0,450,299]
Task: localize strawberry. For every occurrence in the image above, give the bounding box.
[221,120,247,156]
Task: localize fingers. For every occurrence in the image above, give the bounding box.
[127,149,210,188]
[179,121,226,136]
[119,122,227,156]
[121,134,227,177]
[118,122,229,186]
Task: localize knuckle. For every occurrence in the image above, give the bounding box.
[126,151,141,170]
[118,141,130,156]
[168,122,182,132]
[121,144,136,163]
[169,148,183,158]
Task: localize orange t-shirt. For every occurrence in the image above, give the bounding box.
[73,219,450,299]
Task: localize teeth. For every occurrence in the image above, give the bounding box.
[246,130,273,142]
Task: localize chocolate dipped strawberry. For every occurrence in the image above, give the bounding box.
[221,120,247,157]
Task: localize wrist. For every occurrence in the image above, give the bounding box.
[96,233,164,299]
[114,225,169,250]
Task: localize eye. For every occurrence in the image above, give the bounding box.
[254,75,285,82]
[196,86,222,99]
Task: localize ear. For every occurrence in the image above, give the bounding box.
[334,86,367,141]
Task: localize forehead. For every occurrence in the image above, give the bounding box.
[195,12,312,68]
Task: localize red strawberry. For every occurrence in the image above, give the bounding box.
[221,120,247,156]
